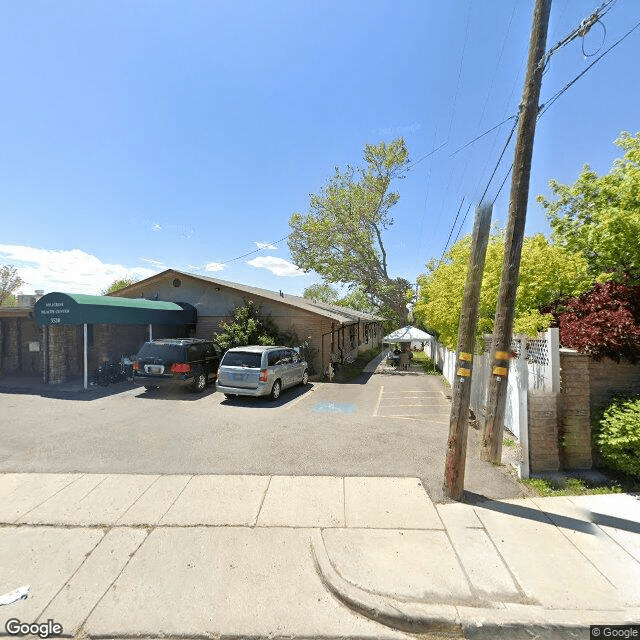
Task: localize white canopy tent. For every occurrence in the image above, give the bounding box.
[383,325,435,348]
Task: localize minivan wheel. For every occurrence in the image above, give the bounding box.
[193,373,207,393]
[270,380,281,401]
[300,370,308,386]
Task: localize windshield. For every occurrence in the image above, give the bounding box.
[221,351,262,368]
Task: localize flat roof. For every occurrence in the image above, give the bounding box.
[34,292,197,327]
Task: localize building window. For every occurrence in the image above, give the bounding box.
[173,279,181,288]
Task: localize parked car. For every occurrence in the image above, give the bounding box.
[132,338,222,393]
[216,345,308,400]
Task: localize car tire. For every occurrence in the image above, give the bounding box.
[192,373,207,393]
[270,379,281,401]
[300,370,308,386]
[144,385,157,391]
[224,393,236,399]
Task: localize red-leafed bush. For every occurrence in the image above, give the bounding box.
[546,282,640,363]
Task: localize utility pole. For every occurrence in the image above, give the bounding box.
[481,0,552,464]
[444,204,493,500]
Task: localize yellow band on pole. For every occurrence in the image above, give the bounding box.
[459,352,473,362]
[493,366,508,376]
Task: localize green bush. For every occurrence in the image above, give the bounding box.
[594,395,640,476]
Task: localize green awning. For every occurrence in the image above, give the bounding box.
[35,292,197,327]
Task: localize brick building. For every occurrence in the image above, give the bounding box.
[0,270,383,386]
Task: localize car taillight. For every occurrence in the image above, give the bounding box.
[171,363,191,373]
[132,362,139,371]
[260,369,268,382]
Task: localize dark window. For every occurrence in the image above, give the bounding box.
[136,343,184,361]
[222,351,262,368]
[267,350,281,366]
[187,344,203,362]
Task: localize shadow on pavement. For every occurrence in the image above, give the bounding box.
[465,491,640,536]
[218,383,314,409]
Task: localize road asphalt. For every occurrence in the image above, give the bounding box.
[0,471,638,639]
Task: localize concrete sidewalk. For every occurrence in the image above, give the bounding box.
[0,473,638,639]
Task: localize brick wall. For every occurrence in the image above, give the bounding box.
[559,350,593,469]
[528,392,560,472]
[588,358,640,414]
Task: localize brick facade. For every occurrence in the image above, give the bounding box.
[528,392,560,472]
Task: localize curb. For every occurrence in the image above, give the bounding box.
[310,530,638,638]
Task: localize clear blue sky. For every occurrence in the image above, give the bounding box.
[1,1,638,297]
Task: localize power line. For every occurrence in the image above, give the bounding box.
[449,115,517,157]
[438,196,466,265]
[539,17,640,118]
[446,0,473,142]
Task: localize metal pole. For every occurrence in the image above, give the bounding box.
[149,324,153,341]
[83,323,88,390]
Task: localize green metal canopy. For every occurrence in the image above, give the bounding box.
[35,292,197,327]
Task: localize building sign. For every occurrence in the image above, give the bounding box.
[38,300,72,325]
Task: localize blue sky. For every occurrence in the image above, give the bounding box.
[1,1,638,297]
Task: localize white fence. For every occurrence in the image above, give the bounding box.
[426,328,560,478]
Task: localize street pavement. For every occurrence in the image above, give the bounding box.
[0,472,638,639]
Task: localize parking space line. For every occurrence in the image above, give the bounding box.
[282,386,316,410]
[372,385,384,417]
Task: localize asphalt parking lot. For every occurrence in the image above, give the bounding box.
[0,372,526,503]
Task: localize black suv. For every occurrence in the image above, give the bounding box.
[132,338,222,393]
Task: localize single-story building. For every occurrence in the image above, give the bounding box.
[0,269,384,386]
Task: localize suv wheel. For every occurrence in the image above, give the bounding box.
[192,373,207,393]
[270,379,281,401]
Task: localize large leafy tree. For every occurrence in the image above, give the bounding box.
[303,283,339,303]
[537,131,640,282]
[415,233,591,349]
[0,265,24,307]
[102,277,138,295]
[288,138,412,325]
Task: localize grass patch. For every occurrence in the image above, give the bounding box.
[503,438,516,448]
[331,347,382,383]
[522,476,623,497]
[411,350,440,375]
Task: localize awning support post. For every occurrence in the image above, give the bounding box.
[83,323,88,390]
[149,324,153,341]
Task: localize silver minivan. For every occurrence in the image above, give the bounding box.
[216,345,308,400]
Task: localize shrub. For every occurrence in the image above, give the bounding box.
[594,395,640,476]
[547,281,640,363]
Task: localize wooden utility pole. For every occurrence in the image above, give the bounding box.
[444,204,493,500]
[481,0,552,464]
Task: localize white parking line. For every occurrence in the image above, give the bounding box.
[282,386,316,410]
[372,385,384,417]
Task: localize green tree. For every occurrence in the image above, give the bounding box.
[216,300,282,350]
[288,138,411,325]
[0,265,24,307]
[336,287,378,315]
[102,277,138,295]
[537,131,640,282]
[415,232,591,349]
[303,283,338,303]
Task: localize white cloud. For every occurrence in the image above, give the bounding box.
[254,241,278,250]
[151,224,162,231]
[247,256,305,277]
[141,258,165,266]
[0,244,158,295]
[205,262,225,272]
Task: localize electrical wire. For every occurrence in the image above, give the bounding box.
[449,115,517,157]
[446,0,473,142]
[539,17,640,118]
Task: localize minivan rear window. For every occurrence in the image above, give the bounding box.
[221,351,262,368]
